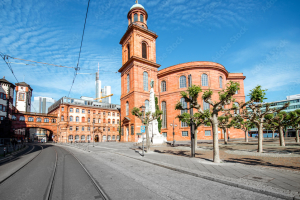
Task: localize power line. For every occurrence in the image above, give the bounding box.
[68,0,91,97]
[8,56,75,69]
[0,52,19,83]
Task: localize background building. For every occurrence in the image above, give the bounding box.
[48,96,120,143]
[118,2,246,142]
[32,96,56,114]
[15,82,32,113]
[0,76,15,136]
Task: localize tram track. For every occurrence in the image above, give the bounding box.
[0,144,43,184]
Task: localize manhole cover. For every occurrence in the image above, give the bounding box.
[243,175,273,183]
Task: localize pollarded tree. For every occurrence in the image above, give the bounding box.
[265,111,291,146]
[231,115,254,143]
[175,81,240,163]
[263,121,277,139]
[131,107,163,152]
[287,109,300,143]
[241,86,289,152]
[176,111,210,148]
[218,114,233,145]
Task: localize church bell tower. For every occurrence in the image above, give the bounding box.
[118,1,160,142]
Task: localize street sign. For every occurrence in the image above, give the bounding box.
[136,133,142,135]
[141,126,145,133]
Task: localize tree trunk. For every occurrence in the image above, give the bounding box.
[145,124,150,152]
[194,129,198,149]
[279,126,285,146]
[296,130,299,143]
[272,130,275,139]
[212,114,220,163]
[223,128,227,144]
[257,122,263,153]
[245,130,248,143]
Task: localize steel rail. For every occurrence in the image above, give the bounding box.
[59,145,110,200]
[0,145,43,184]
[44,147,58,200]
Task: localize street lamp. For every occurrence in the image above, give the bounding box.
[170,120,177,146]
[139,105,146,156]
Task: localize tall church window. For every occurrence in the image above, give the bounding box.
[127,74,130,93]
[140,14,144,22]
[126,102,129,116]
[162,101,167,128]
[145,100,149,112]
[134,13,138,22]
[179,76,186,88]
[142,43,147,59]
[203,100,210,111]
[143,72,148,91]
[161,81,166,92]
[180,98,188,127]
[219,76,223,88]
[202,74,208,86]
[127,44,130,61]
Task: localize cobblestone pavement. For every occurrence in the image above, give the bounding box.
[131,138,300,196]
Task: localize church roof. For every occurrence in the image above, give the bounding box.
[130,3,145,10]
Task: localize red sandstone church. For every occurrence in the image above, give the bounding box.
[119,2,246,142]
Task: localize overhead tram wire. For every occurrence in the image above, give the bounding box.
[0,52,19,83]
[68,0,91,98]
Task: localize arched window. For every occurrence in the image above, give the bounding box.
[69,135,73,141]
[143,71,148,91]
[76,116,79,122]
[108,119,111,124]
[113,119,115,124]
[162,101,167,128]
[234,102,240,114]
[52,119,56,123]
[126,102,129,116]
[127,74,130,93]
[70,116,73,122]
[127,44,130,61]
[142,43,147,59]
[87,135,91,141]
[202,74,208,86]
[140,14,144,22]
[81,135,85,141]
[70,108,73,112]
[28,117,34,122]
[19,116,25,121]
[145,100,149,112]
[44,118,49,123]
[203,100,210,111]
[179,76,186,88]
[82,117,85,122]
[37,118,42,122]
[219,76,223,88]
[161,81,166,92]
[12,115,17,120]
[134,13,138,22]
[180,98,188,127]
[75,135,79,141]
[76,108,79,113]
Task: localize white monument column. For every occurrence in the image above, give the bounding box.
[148,79,166,144]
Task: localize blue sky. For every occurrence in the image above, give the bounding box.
[1,0,300,110]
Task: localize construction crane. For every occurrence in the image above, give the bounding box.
[94,94,113,102]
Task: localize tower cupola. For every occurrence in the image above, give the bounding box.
[127,1,148,29]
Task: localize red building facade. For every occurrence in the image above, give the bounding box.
[119,3,246,142]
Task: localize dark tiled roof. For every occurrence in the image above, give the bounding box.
[0,77,15,86]
[16,82,33,91]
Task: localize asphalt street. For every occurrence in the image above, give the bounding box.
[0,142,283,200]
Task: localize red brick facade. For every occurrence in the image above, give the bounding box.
[119,4,246,142]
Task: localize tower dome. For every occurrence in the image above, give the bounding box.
[127,1,148,28]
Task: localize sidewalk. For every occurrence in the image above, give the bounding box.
[63,142,300,199]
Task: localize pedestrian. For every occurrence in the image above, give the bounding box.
[228,134,230,141]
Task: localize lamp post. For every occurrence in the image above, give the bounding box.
[170,120,177,146]
[140,105,145,156]
[93,122,95,147]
